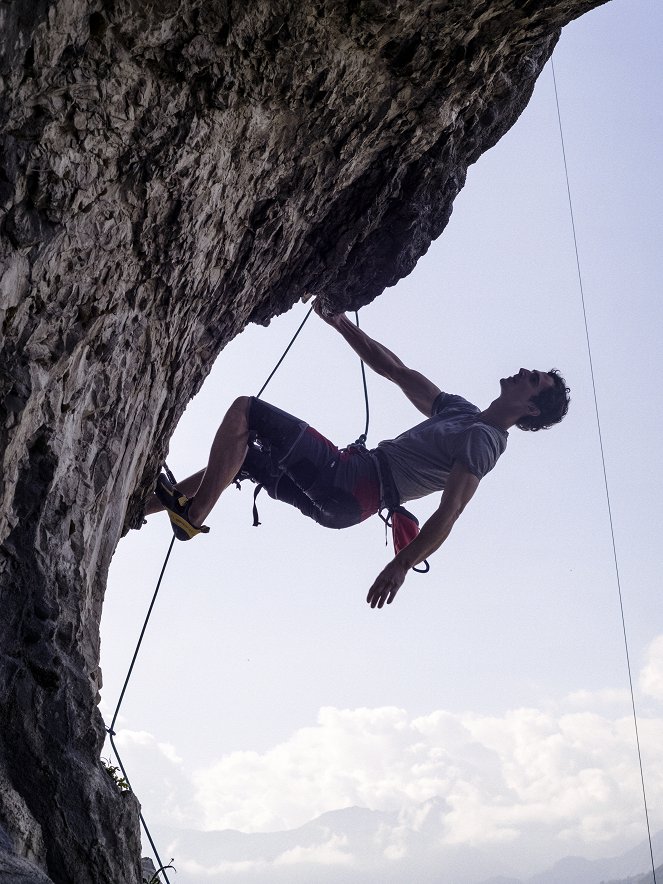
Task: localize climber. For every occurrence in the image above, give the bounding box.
[146,299,570,608]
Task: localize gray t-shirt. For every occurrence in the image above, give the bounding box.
[375,392,508,503]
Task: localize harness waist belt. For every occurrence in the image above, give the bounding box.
[371,447,400,512]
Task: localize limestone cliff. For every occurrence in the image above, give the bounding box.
[1,1,606,881]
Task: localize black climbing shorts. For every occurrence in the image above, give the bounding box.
[241,397,381,529]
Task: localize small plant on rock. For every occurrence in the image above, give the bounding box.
[101,757,130,792]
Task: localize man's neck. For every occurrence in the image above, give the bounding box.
[477,400,516,432]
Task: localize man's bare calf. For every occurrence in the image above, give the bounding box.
[146,396,251,525]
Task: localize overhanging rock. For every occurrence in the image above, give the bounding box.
[0,1,607,881]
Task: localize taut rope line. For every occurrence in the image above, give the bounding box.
[551,57,657,883]
[256,304,314,399]
[105,535,175,882]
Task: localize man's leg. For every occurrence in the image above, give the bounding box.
[186,396,250,525]
[149,397,379,533]
[146,396,251,524]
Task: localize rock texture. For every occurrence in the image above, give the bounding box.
[1,1,607,881]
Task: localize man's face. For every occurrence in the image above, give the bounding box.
[499,368,555,414]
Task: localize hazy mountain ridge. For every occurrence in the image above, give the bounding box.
[152,805,663,884]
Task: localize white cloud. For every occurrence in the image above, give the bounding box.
[190,697,663,849]
[164,833,355,878]
[641,635,663,702]
[275,833,354,866]
[114,729,183,764]
[109,639,663,878]
[176,856,271,877]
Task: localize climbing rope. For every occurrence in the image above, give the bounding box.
[106,537,176,883]
[353,311,370,445]
[255,303,370,447]
[551,57,657,883]
[105,298,370,879]
[107,726,173,884]
[256,304,315,399]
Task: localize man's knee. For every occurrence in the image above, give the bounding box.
[228,396,251,424]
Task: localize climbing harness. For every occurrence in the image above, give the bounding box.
[551,58,657,883]
[234,309,430,569]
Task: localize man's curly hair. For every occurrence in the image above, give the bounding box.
[516,369,570,432]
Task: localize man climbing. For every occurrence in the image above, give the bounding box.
[147,300,570,609]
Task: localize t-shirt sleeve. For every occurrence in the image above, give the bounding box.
[452,426,502,480]
[432,392,474,416]
[431,392,450,415]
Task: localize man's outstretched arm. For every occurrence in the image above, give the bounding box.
[366,462,480,609]
[314,299,441,417]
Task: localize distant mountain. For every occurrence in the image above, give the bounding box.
[152,809,663,884]
[154,803,521,883]
[479,830,663,884]
[603,862,663,884]
[529,832,663,884]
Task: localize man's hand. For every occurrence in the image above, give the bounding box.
[366,558,409,609]
[312,297,345,329]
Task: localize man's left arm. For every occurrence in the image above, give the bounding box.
[366,462,481,609]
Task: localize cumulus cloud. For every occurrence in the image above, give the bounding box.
[192,706,447,832]
[275,834,354,867]
[107,636,663,879]
[641,635,663,701]
[115,729,183,765]
[191,700,663,849]
[175,856,271,877]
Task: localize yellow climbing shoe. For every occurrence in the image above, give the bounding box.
[154,474,210,541]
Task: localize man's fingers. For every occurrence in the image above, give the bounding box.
[366,573,402,609]
[367,561,405,608]
[312,297,330,319]
[366,585,383,608]
[312,297,342,325]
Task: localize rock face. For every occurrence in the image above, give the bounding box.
[1,1,606,881]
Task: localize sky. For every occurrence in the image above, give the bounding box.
[100,1,663,880]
